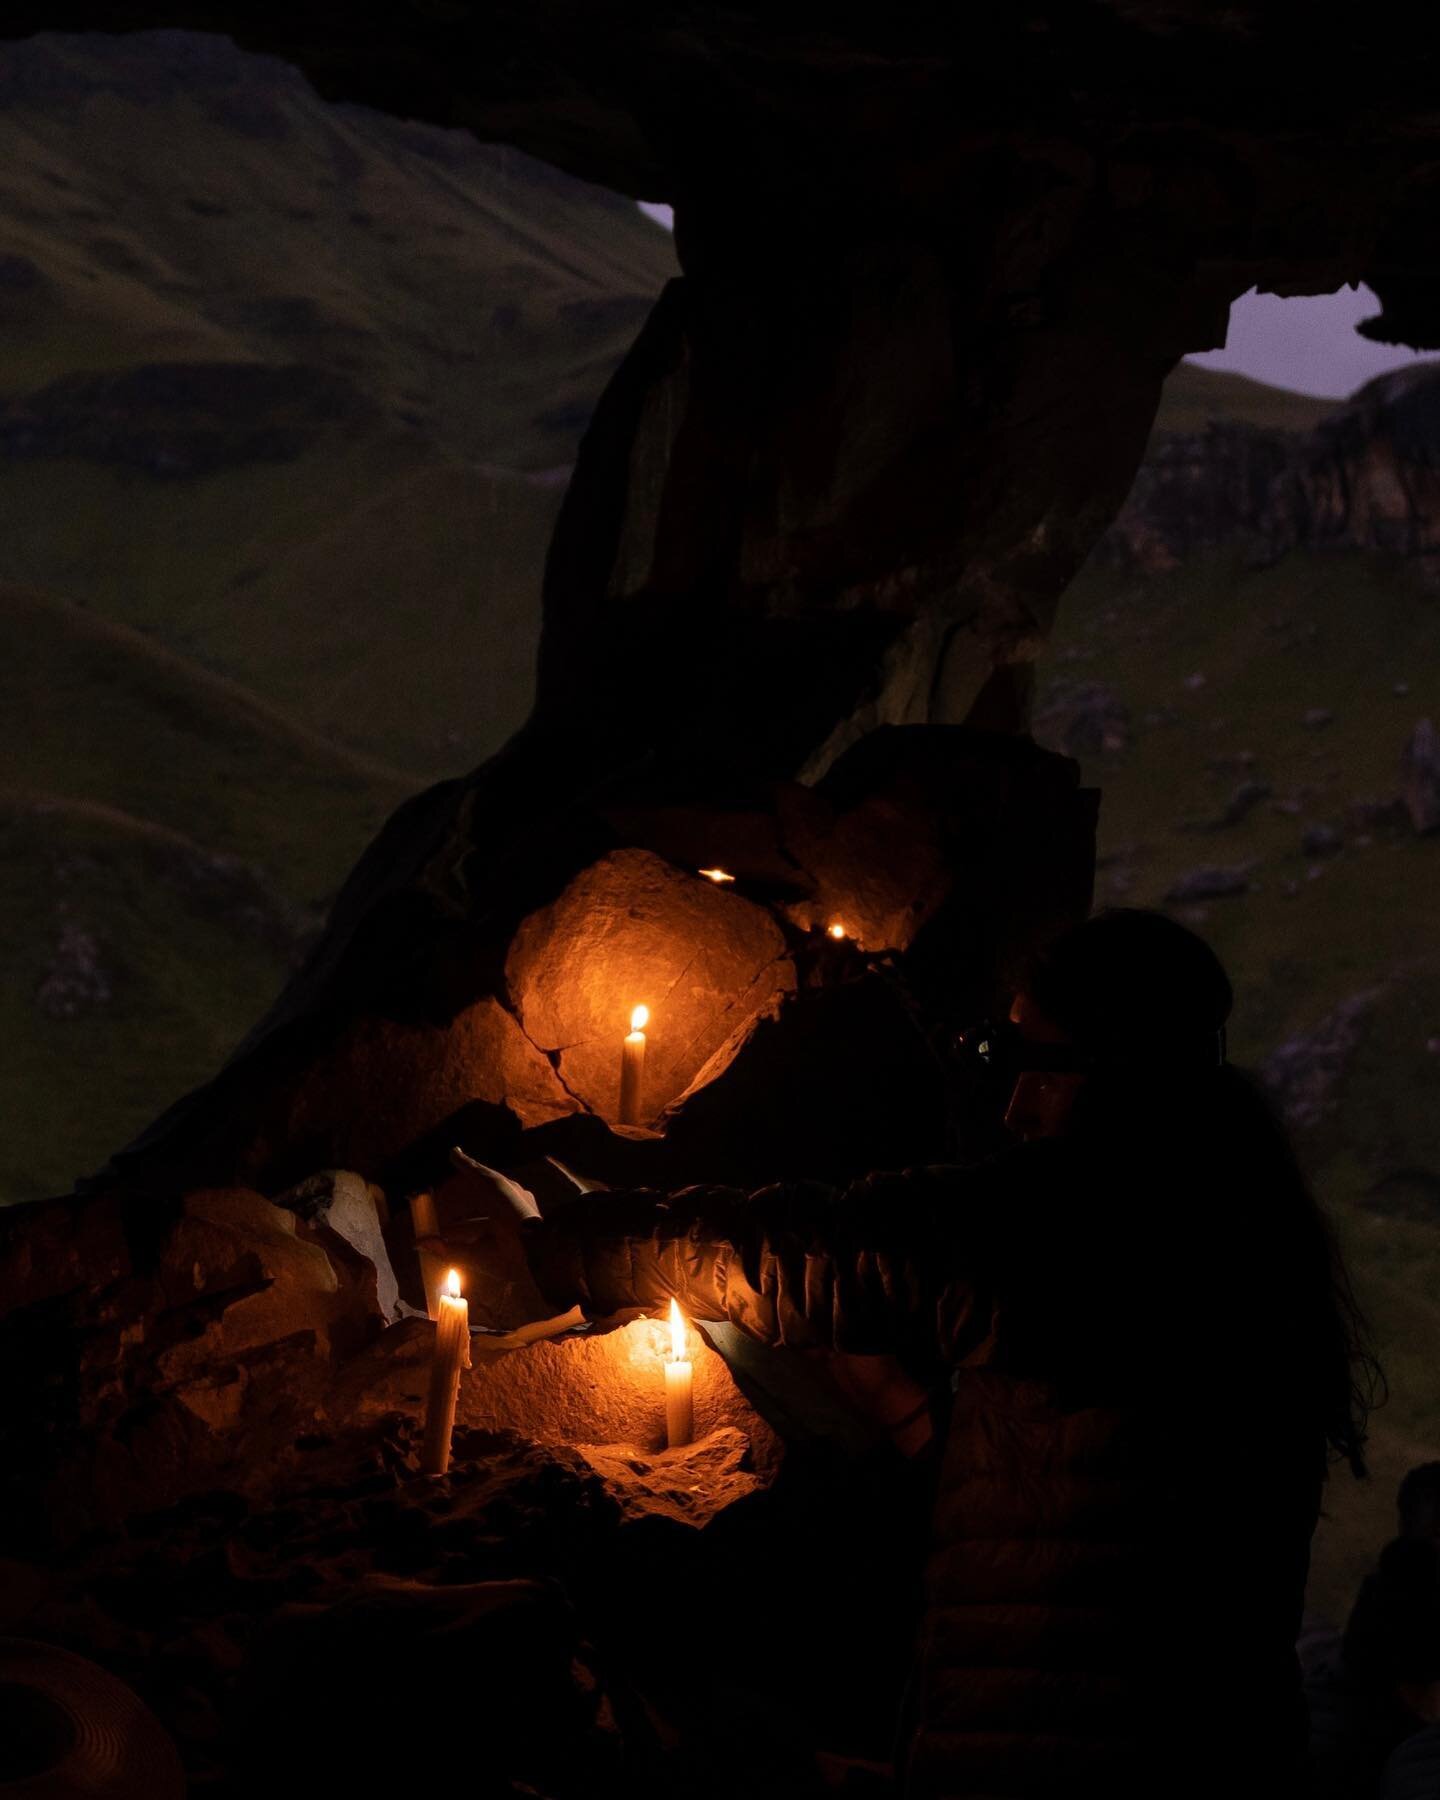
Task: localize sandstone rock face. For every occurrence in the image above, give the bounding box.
[773,782,950,952]
[507,848,793,1124]
[0,1185,389,1533]
[331,1313,783,1474]
[155,1189,343,1372]
[1099,422,1298,573]
[252,995,576,1181]
[1100,367,1440,579]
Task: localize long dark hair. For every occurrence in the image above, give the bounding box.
[1024,908,1378,1478]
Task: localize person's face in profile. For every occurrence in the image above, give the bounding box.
[1002,992,1087,1141]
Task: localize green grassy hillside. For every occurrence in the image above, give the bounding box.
[0,580,413,1200]
[0,29,675,776]
[0,443,563,776]
[1158,361,1342,434]
[0,31,674,1202]
[1040,545,1440,1619]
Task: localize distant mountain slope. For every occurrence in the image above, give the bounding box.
[1159,362,1340,434]
[0,29,674,468]
[0,30,675,1203]
[0,28,675,776]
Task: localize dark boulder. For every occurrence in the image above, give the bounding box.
[1165,863,1256,902]
[1401,719,1440,833]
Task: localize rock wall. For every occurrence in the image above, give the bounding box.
[91,725,1096,1199]
[1099,365,1440,577]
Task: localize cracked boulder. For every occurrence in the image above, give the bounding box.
[507,848,794,1124]
[251,996,577,1183]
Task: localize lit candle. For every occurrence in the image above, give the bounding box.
[664,1297,693,1449]
[619,1003,648,1126]
[421,1267,471,1475]
[410,1190,442,1321]
[827,921,847,940]
[698,867,735,884]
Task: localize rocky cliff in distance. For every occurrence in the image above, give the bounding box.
[1101,362,1440,577]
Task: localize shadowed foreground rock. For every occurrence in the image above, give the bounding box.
[0,1194,919,1795]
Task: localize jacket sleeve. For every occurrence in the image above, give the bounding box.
[526,1166,992,1360]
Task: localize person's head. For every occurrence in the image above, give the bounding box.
[1399,1464,1440,1543]
[1003,908,1377,1478]
[1003,909,1231,1140]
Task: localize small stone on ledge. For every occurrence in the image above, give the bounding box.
[574,1426,760,1526]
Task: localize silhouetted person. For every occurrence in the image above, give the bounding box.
[1309,1529,1440,1799]
[469,910,1374,1800]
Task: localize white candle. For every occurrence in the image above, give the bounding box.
[421,1268,471,1475]
[664,1297,693,1449]
[619,1003,648,1125]
[411,1190,443,1321]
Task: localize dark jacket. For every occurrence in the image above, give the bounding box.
[531,1131,1325,1799]
[1383,1722,1440,1800]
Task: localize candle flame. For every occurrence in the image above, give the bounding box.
[668,1297,686,1362]
[827,922,847,940]
[445,1267,461,1299]
[698,867,735,884]
[630,1004,649,1033]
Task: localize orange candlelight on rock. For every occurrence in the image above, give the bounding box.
[421,1268,470,1475]
[619,1003,648,1125]
[664,1297,693,1449]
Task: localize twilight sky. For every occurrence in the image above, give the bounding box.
[638,204,1436,402]
[1186,284,1439,399]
